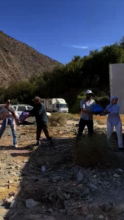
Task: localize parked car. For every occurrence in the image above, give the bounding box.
[12,104,51,118]
[0,104,51,121]
[12,104,33,118]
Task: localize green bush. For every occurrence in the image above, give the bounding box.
[74,134,107,168]
[91,88,107,97]
[70,93,86,113]
[11,99,19,104]
[95,96,110,109]
[70,99,81,113]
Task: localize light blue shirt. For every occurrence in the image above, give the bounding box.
[105,103,121,126]
[80,99,95,120]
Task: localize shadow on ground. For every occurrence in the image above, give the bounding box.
[1,133,124,220]
[2,137,76,220]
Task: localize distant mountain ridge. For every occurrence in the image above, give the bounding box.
[0,31,61,87]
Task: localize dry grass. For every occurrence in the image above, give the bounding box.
[48,113,79,127]
[93,115,107,125]
[74,134,107,168]
[67,113,80,120]
[120,115,124,124]
[94,115,124,125]
[48,113,68,127]
[48,113,124,128]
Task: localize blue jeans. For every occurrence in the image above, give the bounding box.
[0,118,17,146]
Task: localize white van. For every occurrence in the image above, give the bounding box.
[41,98,69,113]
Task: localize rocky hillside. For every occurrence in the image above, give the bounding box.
[0,31,61,87]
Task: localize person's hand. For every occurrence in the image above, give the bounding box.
[15,119,20,126]
[104,111,109,115]
[2,113,8,119]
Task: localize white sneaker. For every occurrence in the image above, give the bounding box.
[14,145,18,148]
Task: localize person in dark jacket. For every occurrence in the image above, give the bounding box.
[27,96,52,145]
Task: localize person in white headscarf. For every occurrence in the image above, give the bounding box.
[104,96,123,150]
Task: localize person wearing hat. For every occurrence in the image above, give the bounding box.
[77,90,95,140]
[27,96,52,145]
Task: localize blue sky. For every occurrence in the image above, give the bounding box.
[0,0,124,64]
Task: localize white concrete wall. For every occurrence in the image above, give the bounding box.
[109,63,124,114]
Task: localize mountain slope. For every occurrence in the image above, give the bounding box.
[0,31,61,87]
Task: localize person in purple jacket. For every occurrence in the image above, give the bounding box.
[104,96,123,150]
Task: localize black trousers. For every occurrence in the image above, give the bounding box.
[77,118,93,137]
[36,124,51,141]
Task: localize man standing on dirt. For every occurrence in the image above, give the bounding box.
[27,96,52,146]
[77,90,95,140]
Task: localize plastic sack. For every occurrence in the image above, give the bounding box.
[19,111,30,123]
[92,104,104,114]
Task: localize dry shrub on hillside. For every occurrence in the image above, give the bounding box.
[74,134,107,168]
[0,31,60,87]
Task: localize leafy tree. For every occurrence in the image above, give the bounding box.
[120,36,124,49]
[1,36,124,112]
[72,56,81,62]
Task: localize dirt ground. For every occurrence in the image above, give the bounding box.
[94,114,124,125]
[0,117,124,220]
